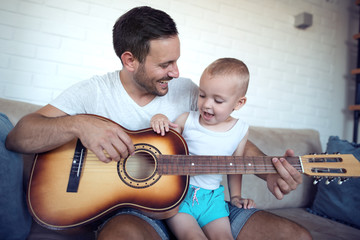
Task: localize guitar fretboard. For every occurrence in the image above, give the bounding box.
[156,155,302,175]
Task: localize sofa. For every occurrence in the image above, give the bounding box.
[1,97,360,240]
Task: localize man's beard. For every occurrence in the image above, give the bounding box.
[134,64,171,96]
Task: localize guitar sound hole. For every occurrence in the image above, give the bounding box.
[125,151,155,180]
[117,143,161,188]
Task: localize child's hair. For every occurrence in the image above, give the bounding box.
[203,58,250,96]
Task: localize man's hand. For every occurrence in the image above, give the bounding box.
[266,149,302,200]
[75,115,135,163]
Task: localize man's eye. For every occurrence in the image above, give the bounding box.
[199,94,205,98]
[160,63,169,68]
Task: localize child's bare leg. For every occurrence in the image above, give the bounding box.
[202,217,233,240]
[166,213,207,240]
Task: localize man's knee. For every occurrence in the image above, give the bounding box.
[296,227,312,240]
[97,214,161,240]
[237,210,312,240]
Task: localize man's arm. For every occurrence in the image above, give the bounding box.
[6,105,75,154]
[244,141,302,200]
[6,104,134,163]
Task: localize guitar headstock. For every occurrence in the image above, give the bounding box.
[300,154,360,185]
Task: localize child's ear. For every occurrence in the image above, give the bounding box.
[121,51,139,72]
[234,96,247,110]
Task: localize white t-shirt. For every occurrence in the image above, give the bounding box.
[183,111,249,190]
[50,71,198,130]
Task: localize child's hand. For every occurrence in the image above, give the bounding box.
[150,114,178,136]
[231,196,256,209]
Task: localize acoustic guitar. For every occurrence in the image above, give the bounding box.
[27,115,360,230]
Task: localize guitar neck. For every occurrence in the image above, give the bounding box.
[157,155,302,175]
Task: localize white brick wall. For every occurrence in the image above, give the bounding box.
[0,0,356,150]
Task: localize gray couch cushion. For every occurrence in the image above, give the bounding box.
[269,208,360,240]
[0,113,32,239]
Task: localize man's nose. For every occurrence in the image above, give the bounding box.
[168,62,179,78]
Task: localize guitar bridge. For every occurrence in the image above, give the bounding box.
[66,139,86,193]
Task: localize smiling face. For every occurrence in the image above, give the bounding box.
[197,71,247,129]
[133,36,180,96]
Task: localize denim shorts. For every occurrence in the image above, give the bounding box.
[228,202,259,238]
[97,200,259,239]
[97,207,171,239]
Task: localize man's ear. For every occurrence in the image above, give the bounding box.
[121,51,138,72]
[234,96,247,110]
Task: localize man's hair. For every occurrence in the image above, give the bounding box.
[204,58,250,96]
[113,6,178,64]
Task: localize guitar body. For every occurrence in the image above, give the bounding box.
[27,115,360,230]
[27,125,189,230]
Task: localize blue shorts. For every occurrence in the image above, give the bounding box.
[179,185,229,227]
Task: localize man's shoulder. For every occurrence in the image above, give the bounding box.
[172,76,192,83]
[76,71,120,89]
[170,77,197,89]
[89,71,119,82]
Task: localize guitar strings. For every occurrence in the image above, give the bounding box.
[62,153,303,174]
[71,154,302,164]
[79,153,301,163]
[39,150,343,176]
[67,167,303,175]
[68,156,346,176]
[68,152,302,162]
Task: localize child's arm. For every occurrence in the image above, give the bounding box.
[150,114,178,136]
[228,174,256,209]
[150,112,189,135]
[228,130,256,209]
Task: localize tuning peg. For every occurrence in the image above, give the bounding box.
[337,177,349,185]
[325,177,335,185]
[313,177,323,185]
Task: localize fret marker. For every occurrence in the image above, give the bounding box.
[191,163,195,166]
[230,163,233,166]
[248,163,252,166]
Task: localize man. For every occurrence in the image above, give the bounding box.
[6,6,311,240]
